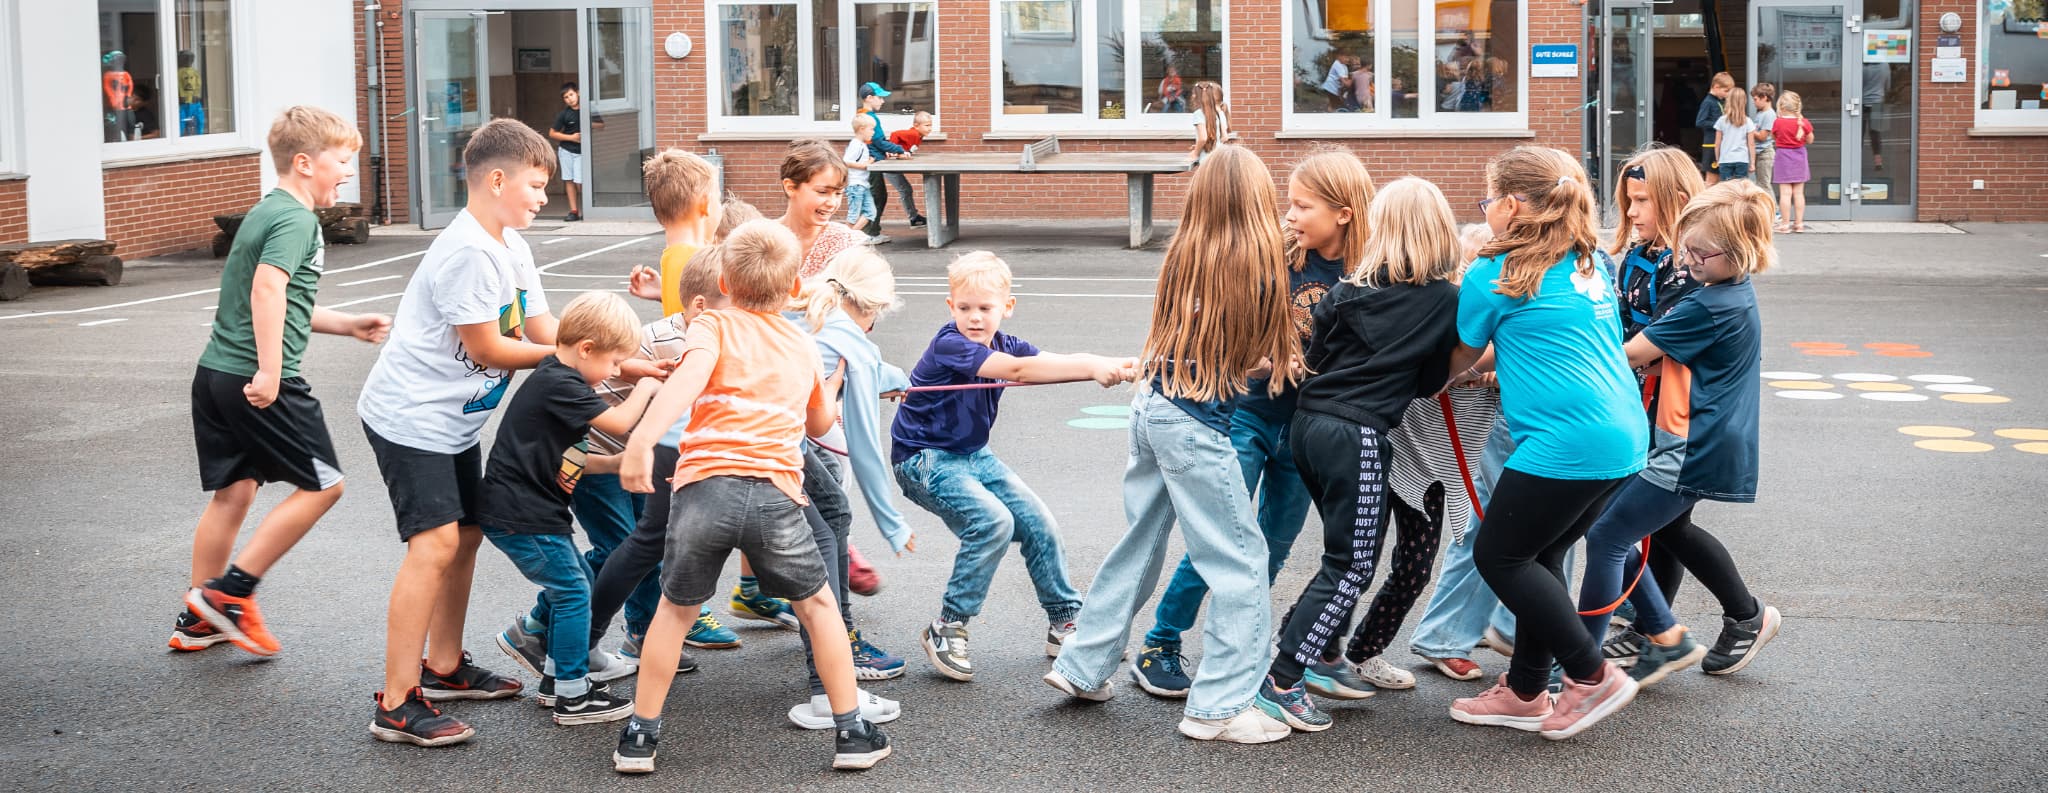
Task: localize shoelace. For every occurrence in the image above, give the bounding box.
[1160,651,1189,678]
[698,612,728,631]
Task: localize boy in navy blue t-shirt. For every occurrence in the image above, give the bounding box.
[891,252,1136,682]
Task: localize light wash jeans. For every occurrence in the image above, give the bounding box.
[1051,390,1271,720]
[894,447,1083,624]
[1409,414,1518,659]
[1144,405,1310,648]
[844,181,877,227]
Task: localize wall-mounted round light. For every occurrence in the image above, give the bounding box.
[664,32,693,60]
[1939,13,1961,34]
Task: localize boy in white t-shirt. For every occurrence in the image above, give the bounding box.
[361,119,581,747]
[844,115,885,245]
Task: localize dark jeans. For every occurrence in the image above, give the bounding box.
[1580,476,1694,642]
[586,445,681,646]
[483,526,595,682]
[797,445,854,696]
[530,473,658,641]
[1271,412,1393,688]
[883,172,923,221]
[1718,162,1752,181]
[1473,468,1626,696]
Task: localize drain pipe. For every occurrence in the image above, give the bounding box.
[364,1,392,224]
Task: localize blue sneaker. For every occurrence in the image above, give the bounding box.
[1254,675,1332,732]
[729,587,800,631]
[686,608,741,649]
[849,630,906,681]
[1302,660,1379,701]
[1131,644,1192,698]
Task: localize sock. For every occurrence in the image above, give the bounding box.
[833,706,860,733]
[628,714,661,734]
[555,675,590,699]
[210,565,260,598]
[739,576,760,598]
[523,614,547,634]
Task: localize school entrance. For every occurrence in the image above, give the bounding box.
[406,1,656,227]
[1586,0,1917,221]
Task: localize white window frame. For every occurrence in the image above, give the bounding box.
[97,0,255,162]
[1975,2,2048,129]
[988,0,1231,134]
[1279,0,1529,134]
[0,0,21,175]
[703,0,938,136]
[587,6,646,116]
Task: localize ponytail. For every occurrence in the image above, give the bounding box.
[1476,146,1600,299]
[796,248,901,332]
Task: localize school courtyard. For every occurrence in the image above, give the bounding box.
[0,223,2042,791]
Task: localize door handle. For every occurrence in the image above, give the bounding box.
[424,116,441,121]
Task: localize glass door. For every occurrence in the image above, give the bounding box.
[1593,0,1655,224]
[581,5,656,216]
[1752,1,1850,220]
[416,11,490,229]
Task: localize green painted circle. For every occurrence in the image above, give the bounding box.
[1080,405,1131,416]
[1066,417,1131,430]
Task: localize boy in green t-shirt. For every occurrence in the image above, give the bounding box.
[176,106,389,658]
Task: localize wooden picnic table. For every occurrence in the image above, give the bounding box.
[868,138,1192,249]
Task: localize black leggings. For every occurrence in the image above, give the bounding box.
[1271,412,1392,688]
[797,445,855,696]
[1473,468,1626,696]
[1344,483,1445,663]
[1643,508,1759,620]
[587,445,682,646]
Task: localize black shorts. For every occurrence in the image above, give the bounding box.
[362,422,482,542]
[191,366,342,492]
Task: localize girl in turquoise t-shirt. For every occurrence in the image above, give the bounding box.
[1444,146,1646,742]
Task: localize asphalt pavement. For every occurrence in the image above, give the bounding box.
[0,220,2043,792]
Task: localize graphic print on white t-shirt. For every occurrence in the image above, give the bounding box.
[458,286,533,415]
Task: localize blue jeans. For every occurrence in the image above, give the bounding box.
[1052,389,1271,720]
[1143,406,1309,648]
[844,182,877,226]
[544,473,658,639]
[484,526,595,686]
[1718,161,1752,181]
[1409,415,1518,659]
[895,447,1083,624]
[1580,475,1692,641]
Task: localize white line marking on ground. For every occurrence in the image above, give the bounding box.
[339,274,402,287]
[79,317,129,326]
[537,236,655,278]
[326,292,405,308]
[543,237,573,245]
[202,305,216,311]
[324,250,428,275]
[0,287,223,321]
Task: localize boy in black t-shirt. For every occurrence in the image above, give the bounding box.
[548,82,604,221]
[469,292,659,728]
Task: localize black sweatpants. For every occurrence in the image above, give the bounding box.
[1344,482,1445,663]
[1473,468,1626,696]
[798,445,855,696]
[587,445,682,645]
[1642,508,1759,620]
[1271,411,1393,688]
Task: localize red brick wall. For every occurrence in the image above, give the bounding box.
[0,178,25,245]
[358,3,411,224]
[102,153,262,258]
[1914,0,2048,222]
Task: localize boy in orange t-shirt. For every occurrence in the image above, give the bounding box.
[614,219,891,774]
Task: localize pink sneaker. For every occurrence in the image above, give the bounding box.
[1449,675,1552,732]
[1539,661,1639,741]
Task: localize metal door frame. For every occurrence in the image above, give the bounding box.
[1595,0,1656,225]
[1748,0,1917,221]
[411,10,491,229]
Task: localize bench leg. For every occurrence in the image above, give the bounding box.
[1127,174,1155,248]
[923,174,947,248]
[941,174,961,247]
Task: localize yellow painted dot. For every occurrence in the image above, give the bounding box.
[2014,442,2048,455]
[1769,380,1834,390]
[1914,439,1996,453]
[1898,426,1976,439]
[1849,382,1913,392]
[1994,429,2048,441]
[1941,394,2012,404]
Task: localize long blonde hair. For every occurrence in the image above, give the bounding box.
[1285,150,1374,273]
[1345,177,1461,288]
[796,248,901,332]
[1611,145,1705,254]
[1191,81,1229,155]
[1142,145,1299,401]
[1676,180,1777,277]
[1477,146,1599,299]
[1723,87,1751,127]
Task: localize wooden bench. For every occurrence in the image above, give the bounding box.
[868,137,1192,249]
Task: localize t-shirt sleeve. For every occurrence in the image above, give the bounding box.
[1641,292,1720,365]
[514,249,549,316]
[257,211,320,276]
[546,370,612,427]
[431,248,511,326]
[1455,259,1506,348]
[843,139,865,164]
[552,110,570,133]
[930,329,999,377]
[682,312,726,361]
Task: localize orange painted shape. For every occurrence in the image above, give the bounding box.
[1803,349,1859,357]
[1863,343,1920,350]
[1790,342,1848,349]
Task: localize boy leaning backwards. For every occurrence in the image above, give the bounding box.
[178,106,387,658]
[360,118,563,747]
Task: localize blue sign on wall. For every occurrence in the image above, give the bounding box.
[1532,43,1579,77]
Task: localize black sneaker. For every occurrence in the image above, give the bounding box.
[421,651,524,701]
[832,719,892,770]
[554,680,635,725]
[613,720,659,774]
[369,687,476,747]
[1703,603,1781,675]
[909,216,928,228]
[1131,644,1192,698]
[564,211,582,222]
[1602,626,1646,669]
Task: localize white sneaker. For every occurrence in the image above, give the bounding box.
[588,649,638,683]
[1177,707,1291,744]
[1481,626,1516,658]
[785,689,901,730]
[1042,668,1113,702]
[1349,655,1417,690]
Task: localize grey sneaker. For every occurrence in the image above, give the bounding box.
[1703,603,1781,676]
[921,619,973,681]
[495,617,546,677]
[1602,626,1646,669]
[1628,629,1707,687]
[1302,659,1379,701]
[619,633,700,674]
[587,647,638,683]
[1045,620,1076,658]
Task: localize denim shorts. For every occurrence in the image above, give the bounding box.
[660,475,827,606]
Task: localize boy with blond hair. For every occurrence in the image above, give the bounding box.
[891,252,1135,682]
[361,118,562,747]
[627,149,721,317]
[613,220,892,773]
[177,106,388,658]
[475,291,662,727]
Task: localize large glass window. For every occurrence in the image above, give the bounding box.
[1286,0,1525,130]
[97,0,237,146]
[995,0,1227,129]
[1980,0,2048,126]
[709,0,937,132]
[0,0,17,175]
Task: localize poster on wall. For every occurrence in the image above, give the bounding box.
[1778,13,1842,69]
[1862,30,1911,63]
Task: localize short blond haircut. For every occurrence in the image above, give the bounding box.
[1345,177,1461,288]
[852,114,876,133]
[675,244,725,308]
[1676,179,1777,276]
[557,291,642,353]
[643,148,720,227]
[798,249,902,331]
[268,105,362,174]
[720,220,802,311]
[715,198,763,242]
[947,251,1012,296]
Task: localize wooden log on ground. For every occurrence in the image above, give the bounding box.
[27,254,123,287]
[0,243,24,265]
[0,262,29,301]
[315,203,361,225]
[324,217,371,245]
[212,232,234,258]
[12,239,117,268]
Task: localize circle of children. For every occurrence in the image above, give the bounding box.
[174,100,1784,775]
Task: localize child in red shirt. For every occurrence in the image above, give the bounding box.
[883,111,933,228]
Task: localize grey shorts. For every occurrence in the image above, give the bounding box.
[661,475,828,606]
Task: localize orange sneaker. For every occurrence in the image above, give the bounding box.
[183,586,280,657]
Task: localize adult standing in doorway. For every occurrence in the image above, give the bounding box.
[858,83,910,236]
[1861,60,1890,172]
[550,82,604,222]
